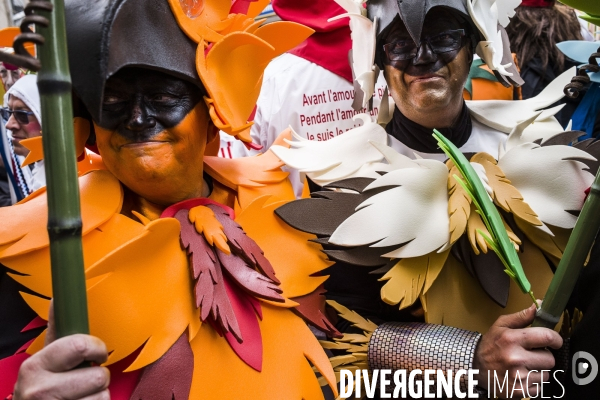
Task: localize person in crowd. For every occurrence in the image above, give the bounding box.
[245,0,387,196]
[272,0,594,397]
[0,62,22,93]
[506,0,584,126]
[0,0,337,399]
[1,74,44,203]
[0,56,25,205]
[557,38,600,139]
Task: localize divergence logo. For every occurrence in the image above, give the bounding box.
[339,369,481,399]
[572,351,598,386]
[338,353,599,399]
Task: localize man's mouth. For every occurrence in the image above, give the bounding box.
[121,140,169,149]
[410,74,444,84]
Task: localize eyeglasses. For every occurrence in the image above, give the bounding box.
[1,107,35,124]
[383,29,466,61]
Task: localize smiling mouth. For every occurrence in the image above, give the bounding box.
[121,140,169,148]
[411,75,444,84]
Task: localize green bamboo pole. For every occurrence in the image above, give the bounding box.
[532,169,600,329]
[36,0,89,337]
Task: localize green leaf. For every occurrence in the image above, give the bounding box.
[433,129,533,296]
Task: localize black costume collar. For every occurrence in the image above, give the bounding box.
[386,102,472,153]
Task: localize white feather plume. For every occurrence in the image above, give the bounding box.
[467,0,521,77]
[329,159,450,259]
[330,0,378,108]
[270,114,388,187]
[499,142,595,229]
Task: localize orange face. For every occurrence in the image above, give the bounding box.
[95,102,209,206]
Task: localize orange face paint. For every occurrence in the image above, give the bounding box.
[94,102,210,207]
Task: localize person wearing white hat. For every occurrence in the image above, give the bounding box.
[1,74,44,201]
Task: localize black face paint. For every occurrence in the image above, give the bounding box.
[99,68,203,142]
[386,43,463,74]
[383,10,469,75]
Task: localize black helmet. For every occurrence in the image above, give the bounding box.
[365,0,523,87]
[65,0,201,124]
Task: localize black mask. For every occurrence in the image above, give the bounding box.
[99,68,203,143]
[382,11,470,75]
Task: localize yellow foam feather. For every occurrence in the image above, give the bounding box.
[379,251,450,310]
[472,152,543,226]
[447,163,471,245]
[423,240,553,334]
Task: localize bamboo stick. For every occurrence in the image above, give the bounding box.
[532,169,600,329]
[36,0,89,337]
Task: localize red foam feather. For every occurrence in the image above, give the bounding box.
[222,276,263,372]
[216,248,283,302]
[175,209,242,341]
[207,204,280,284]
[130,333,193,399]
[161,198,235,220]
[0,353,29,398]
[20,316,47,333]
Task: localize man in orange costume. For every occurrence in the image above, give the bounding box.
[0,0,338,398]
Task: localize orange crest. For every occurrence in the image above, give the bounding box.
[167,0,314,144]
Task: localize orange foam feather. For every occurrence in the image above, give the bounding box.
[0,27,34,56]
[167,0,229,43]
[188,303,337,399]
[254,21,314,56]
[0,27,19,47]
[247,0,271,19]
[20,137,44,167]
[235,196,331,303]
[4,214,144,299]
[0,170,123,259]
[85,218,200,371]
[197,32,275,141]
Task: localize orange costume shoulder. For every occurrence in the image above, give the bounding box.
[0,140,337,399]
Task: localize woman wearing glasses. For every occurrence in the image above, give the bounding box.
[1,74,44,201]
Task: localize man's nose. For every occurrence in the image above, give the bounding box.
[125,97,156,131]
[412,41,437,65]
[6,114,19,132]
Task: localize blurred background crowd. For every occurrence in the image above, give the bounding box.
[0,0,598,206]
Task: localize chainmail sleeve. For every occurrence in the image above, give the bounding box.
[368,322,482,393]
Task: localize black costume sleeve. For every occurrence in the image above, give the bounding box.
[556,238,600,398]
[0,164,12,207]
[0,265,46,359]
